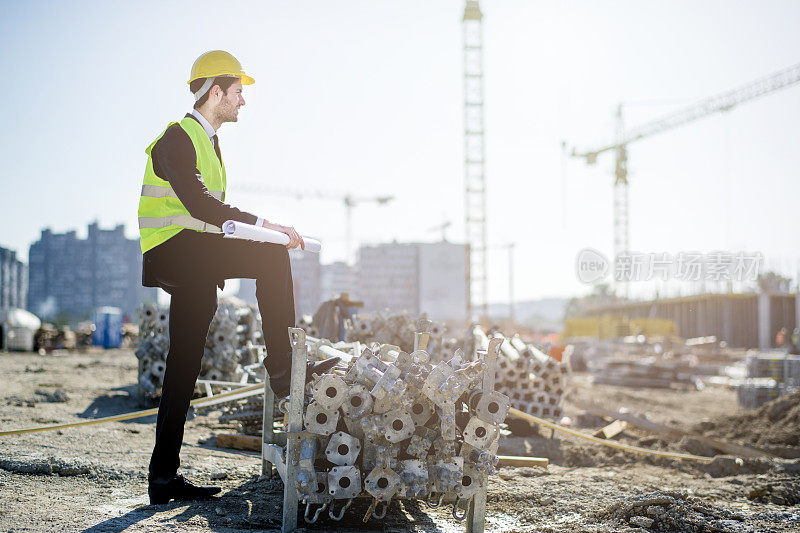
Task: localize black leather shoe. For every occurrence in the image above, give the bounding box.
[148,474,221,505]
[269,357,341,398]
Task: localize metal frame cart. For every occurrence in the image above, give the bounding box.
[261,327,499,533]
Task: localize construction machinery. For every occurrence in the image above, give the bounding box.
[569,63,800,295]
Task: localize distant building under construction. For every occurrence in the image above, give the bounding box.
[581,292,797,350]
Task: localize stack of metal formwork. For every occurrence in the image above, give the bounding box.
[345,310,415,349]
[470,326,569,421]
[218,338,367,434]
[263,329,509,527]
[135,300,265,396]
[135,304,170,395]
[738,351,800,408]
[343,310,458,362]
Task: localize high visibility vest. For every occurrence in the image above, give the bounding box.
[137,117,226,254]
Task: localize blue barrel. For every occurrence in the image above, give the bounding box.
[93,307,123,349]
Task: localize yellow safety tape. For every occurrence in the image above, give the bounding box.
[0,388,715,464]
[508,407,714,463]
[0,383,264,437]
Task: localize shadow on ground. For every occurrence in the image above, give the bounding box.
[78,385,158,424]
[82,475,447,532]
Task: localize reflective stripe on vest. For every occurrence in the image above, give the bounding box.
[138,214,222,233]
[140,183,223,201]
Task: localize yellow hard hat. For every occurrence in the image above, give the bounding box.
[188,50,255,85]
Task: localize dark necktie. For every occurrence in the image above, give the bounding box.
[211,134,222,163]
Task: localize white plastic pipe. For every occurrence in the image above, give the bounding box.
[222,220,322,253]
[304,336,355,363]
[318,344,353,363]
[494,333,522,362]
[472,326,490,351]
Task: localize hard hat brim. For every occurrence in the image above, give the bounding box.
[187,72,255,85]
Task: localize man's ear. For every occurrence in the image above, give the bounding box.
[210,83,222,102]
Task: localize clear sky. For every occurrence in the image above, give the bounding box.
[1,0,798,303]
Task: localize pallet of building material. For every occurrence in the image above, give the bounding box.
[745,352,800,385]
[471,326,571,431]
[135,300,265,398]
[737,378,787,409]
[592,358,703,390]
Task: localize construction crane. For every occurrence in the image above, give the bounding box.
[427,219,452,241]
[569,62,800,295]
[463,0,488,322]
[230,184,394,264]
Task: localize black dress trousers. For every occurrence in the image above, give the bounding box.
[144,229,295,480]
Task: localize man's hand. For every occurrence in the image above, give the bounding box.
[261,220,305,250]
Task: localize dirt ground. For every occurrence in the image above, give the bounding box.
[1,349,799,532]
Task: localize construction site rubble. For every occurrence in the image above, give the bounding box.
[135,300,265,397]
[263,329,509,524]
[594,490,751,531]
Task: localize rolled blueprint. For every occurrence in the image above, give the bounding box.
[222,220,322,253]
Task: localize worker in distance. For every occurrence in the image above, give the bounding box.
[137,50,339,505]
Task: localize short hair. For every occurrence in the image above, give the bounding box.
[190,76,239,109]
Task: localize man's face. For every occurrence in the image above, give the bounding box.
[215,79,245,124]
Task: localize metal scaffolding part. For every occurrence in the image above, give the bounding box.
[262,326,499,532]
[463,0,487,322]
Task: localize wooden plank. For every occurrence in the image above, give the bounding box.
[496,455,549,468]
[593,420,628,440]
[216,433,261,452]
[572,400,772,458]
[592,375,678,389]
